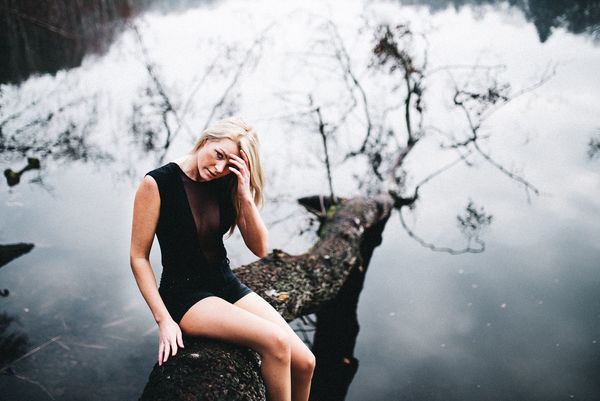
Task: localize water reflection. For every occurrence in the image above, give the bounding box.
[3,158,39,187]
[0,0,221,85]
[0,312,29,372]
[400,0,600,42]
[0,0,133,85]
[309,207,387,401]
[588,131,600,159]
[0,1,598,400]
[2,0,599,86]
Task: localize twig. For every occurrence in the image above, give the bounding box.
[131,22,181,152]
[2,7,78,39]
[0,336,61,374]
[472,140,539,201]
[70,342,108,350]
[427,63,506,76]
[101,317,132,328]
[416,154,468,191]
[13,373,55,400]
[311,101,337,204]
[398,208,485,254]
[325,19,373,150]
[200,23,274,134]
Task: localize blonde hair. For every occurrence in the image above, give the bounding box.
[192,117,265,233]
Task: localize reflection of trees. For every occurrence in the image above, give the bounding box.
[308,199,387,401]
[129,22,270,164]
[276,17,550,255]
[588,131,600,160]
[0,313,29,370]
[0,19,271,184]
[0,0,133,84]
[399,0,600,42]
[266,17,550,399]
[2,0,597,86]
[0,86,112,185]
[0,0,229,85]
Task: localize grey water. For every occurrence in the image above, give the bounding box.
[1,1,599,400]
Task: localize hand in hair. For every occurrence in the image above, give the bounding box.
[227,149,253,203]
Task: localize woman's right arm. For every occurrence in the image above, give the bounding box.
[130,175,183,365]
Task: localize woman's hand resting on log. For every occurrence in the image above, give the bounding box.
[158,318,184,366]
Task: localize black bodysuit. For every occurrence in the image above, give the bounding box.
[146,162,252,323]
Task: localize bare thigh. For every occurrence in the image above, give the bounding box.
[234,293,313,359]
[179,296,286,354]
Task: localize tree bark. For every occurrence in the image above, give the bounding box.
[140,194,393,401]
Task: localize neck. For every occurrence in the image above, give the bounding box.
[179,154,204,182]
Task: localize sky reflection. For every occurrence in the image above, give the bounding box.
[1,0,599,400]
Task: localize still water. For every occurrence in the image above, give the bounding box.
[1,0,599,400]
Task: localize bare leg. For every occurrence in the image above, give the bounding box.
[179,296,292,401]
[235,292,316,401]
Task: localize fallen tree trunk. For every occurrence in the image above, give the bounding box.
[140,194,393,401]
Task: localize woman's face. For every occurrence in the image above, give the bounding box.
[195,138,240,181]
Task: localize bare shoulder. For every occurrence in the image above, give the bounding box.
[139,175,159,191]
[131,175,160,256]
[134,175,160,208]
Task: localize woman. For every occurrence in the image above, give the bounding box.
[130,117,315,401]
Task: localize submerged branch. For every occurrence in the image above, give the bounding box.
[0,243,35,269]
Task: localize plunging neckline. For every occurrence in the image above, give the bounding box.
[167,162,213,264]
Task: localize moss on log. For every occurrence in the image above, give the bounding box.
[140,195,393,401]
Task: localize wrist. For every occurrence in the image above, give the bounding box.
[154,312,171,324]
[239,195,254,207]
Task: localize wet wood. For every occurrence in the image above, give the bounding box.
[140,195,393,401]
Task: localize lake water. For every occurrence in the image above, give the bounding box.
[1,1,599,400]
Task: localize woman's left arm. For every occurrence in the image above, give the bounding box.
[228,150,269,258]
[237,196,269,257]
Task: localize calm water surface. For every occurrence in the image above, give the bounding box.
[1,1,599,400]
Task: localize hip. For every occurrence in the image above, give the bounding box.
[159,257,237,292]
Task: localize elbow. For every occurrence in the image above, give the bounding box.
[254,236,269,258]
[254,244,268,258]
[256,249,268,258]
[130,254,148,270]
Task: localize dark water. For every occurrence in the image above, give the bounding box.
[1,1,599,400]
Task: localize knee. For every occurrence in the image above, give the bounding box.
[264,327,292,363]
[294,349,316,379]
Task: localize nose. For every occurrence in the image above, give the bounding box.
[215,160,226,174]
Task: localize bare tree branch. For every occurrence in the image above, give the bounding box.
[310,98,337,204]
[398,207,486,254]
[200,24,274,133]
[131,22,181,153]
